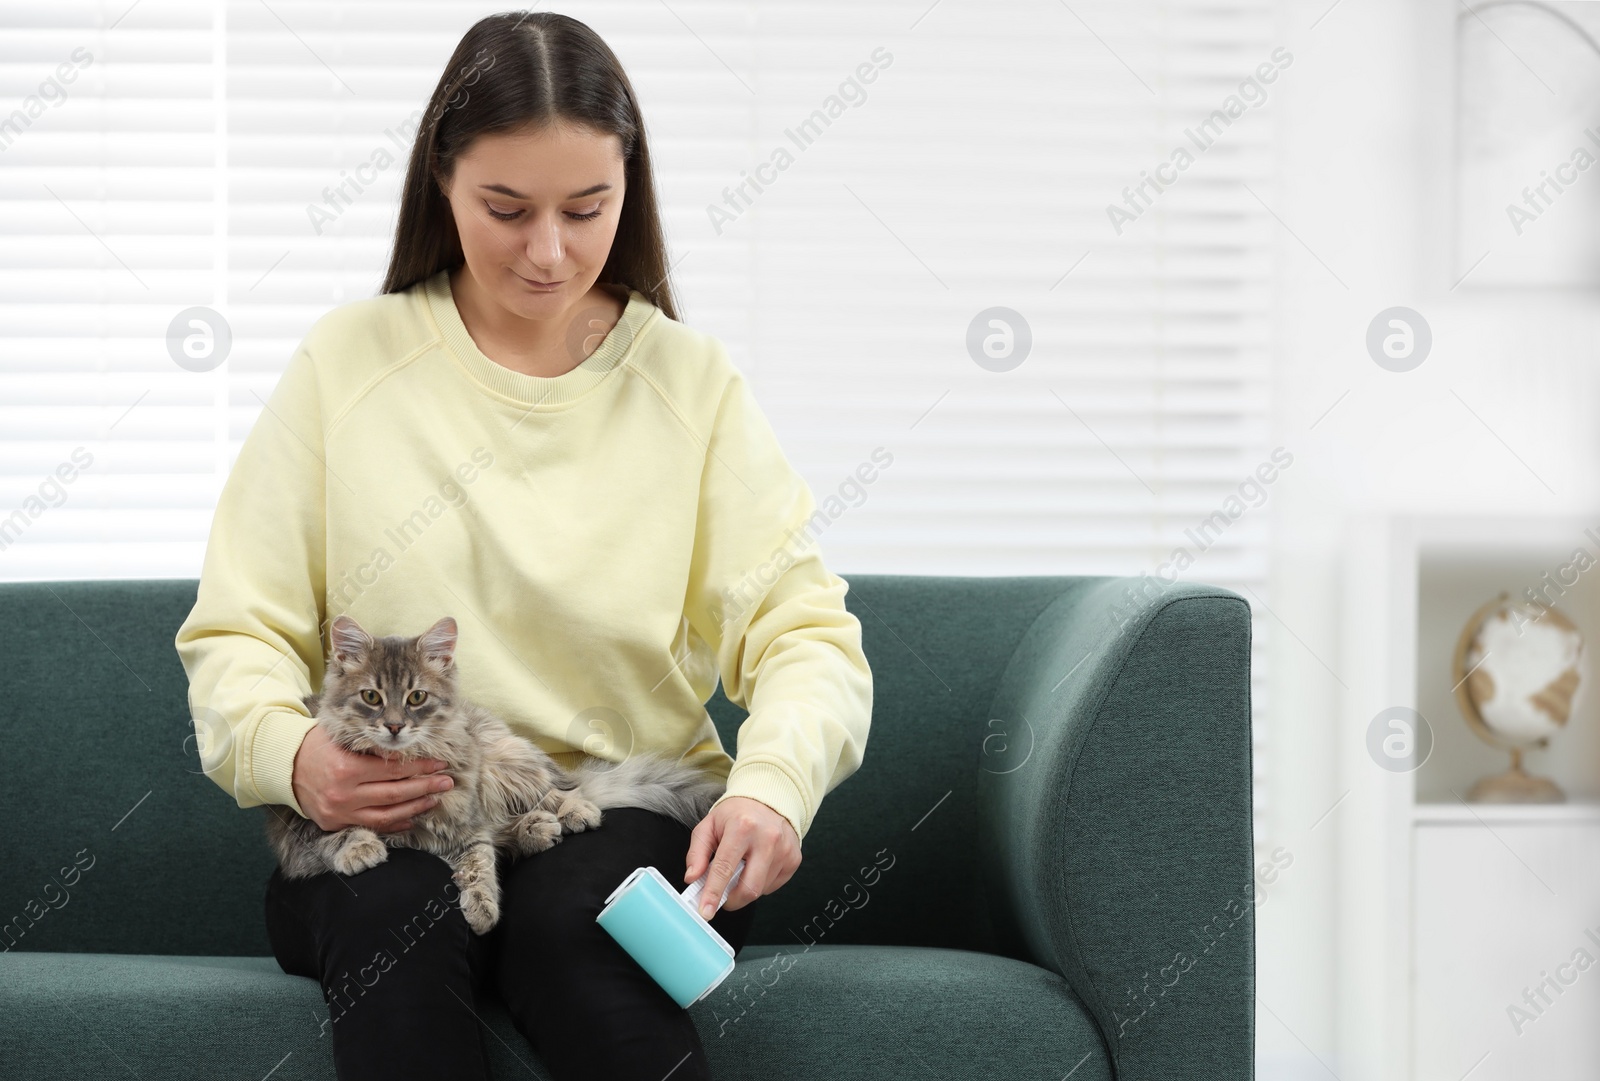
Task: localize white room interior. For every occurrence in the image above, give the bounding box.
[4,1,1598,1077]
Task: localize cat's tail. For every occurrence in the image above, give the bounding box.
[568,753,727,831]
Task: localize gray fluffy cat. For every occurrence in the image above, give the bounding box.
[263,612,725,934]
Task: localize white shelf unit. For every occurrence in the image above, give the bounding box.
[1412,805,1600,1081]
[1336,513,1600,1081]
[1412,802,1600,824]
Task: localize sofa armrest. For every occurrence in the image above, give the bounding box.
[976,577,1255,1081]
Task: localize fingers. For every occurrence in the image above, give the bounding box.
[356,769,454,808]
[715,819,794,913]
[346,757,452,832]
[685,811,739,920]
[374,753,449,779]
[684,799,803,918]
[734,846,771,911]
[296,730,451,832]
[696,839,749,920]
[363,791,440,833]
[684,816,717,885]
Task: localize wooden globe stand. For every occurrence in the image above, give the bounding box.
[1451,593,1569,804]
[1464,747,1564,803]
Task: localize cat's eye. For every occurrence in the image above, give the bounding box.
[360,689,381,706]
[407,689,428,707]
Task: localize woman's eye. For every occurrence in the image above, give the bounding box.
[408,690,427,706]
[483,201,602,222]
[360,689,381,706]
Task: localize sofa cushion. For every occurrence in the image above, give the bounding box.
[701,944,1111,1081]
[0,944,1110,1080]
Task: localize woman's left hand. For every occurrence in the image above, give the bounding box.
[684,796,801,919]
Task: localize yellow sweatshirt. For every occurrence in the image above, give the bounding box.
[173,268,872,844]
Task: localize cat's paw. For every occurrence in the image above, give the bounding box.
[459,885,500,935]
[452,848,500,935]
[558,796,603,834]
[507,809,563,855]
[331,831,388,876]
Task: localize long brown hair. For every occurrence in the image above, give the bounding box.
[380,11,679,321]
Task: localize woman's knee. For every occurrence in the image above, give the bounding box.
[338,845,457,910]
[295,847,493,1007]
[299,847,473,957]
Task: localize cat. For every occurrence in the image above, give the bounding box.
[262,612,727,935]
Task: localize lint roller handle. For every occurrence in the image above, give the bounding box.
[682,858,746,915]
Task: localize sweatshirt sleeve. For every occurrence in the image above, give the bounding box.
[173,338,328,818]
[682,360,874,844]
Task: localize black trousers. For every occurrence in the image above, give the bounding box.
[264,808,760,1081]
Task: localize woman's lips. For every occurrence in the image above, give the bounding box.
[516,272,564,290]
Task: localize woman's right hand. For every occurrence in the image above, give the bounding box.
[290,725,454,832]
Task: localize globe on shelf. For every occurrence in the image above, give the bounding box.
[1451,592,1585,803]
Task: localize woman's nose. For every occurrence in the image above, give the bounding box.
[523,217,563,270]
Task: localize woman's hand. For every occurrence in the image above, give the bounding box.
[684,796,801,920]
[290,725,455,833]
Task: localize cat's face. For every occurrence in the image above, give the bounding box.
[314,614,460,754]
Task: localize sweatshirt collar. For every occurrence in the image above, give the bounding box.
[423,267,656,409]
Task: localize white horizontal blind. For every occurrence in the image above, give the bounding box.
[0,0,1278,843]
[1,0,224,576]
[718,0,1280,845]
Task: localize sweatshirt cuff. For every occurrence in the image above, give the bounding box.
[711,760,811,844]
[251,710,319,818]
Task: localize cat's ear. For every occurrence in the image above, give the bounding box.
[418,616,458,669]
[328,614,372,668]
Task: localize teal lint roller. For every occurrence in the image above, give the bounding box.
[595,858,747,1008]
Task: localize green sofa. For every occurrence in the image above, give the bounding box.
[0,574,1254,1080]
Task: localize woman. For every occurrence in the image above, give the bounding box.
[173,11,873,1081]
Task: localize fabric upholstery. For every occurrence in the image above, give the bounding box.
[0,574,1252,1079]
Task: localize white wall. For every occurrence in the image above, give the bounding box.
[1262,0,1600,1076]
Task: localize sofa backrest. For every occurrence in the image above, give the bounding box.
[1,574,1070,957]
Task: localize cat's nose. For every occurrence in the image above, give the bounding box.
[384,722,405,736]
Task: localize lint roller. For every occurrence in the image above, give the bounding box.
[595,858,747,1008]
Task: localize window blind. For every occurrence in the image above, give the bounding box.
[0,0,1277,843]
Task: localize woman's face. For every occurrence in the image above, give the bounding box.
[440,120,626,321]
